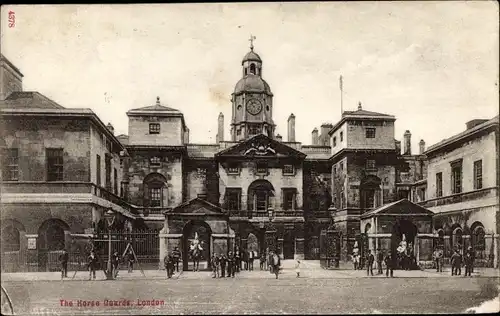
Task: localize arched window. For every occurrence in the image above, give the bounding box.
[250,63,256,75]
[38,219,68,251]
[364,223,372,234]
[472,225,486,252]
[1,225,20,252]
[143,173,168,207]
[247,179,275,212]
[451,226,463,252]
[436,229,445,247]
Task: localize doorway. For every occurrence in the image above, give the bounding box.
[182,220,212,271]
[283,230,295,259]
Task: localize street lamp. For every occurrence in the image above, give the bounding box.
[103,208,116,280]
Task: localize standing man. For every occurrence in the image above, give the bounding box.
[433,247,443,272]
[87,250,99,281]
[248,250,254,271]
[464,251,473,277]
[466,246,475,273]
[59,248,69,279]
[172,246,181,273]
[260,252,266,270]
[227,252,234,278]
[451,249,462,276]
[219,253,226,278]
[211,253,220,278]
[366,250,374,276]
[235,249,241,273]
[164,254,174,279]
[376,249,384,275]
[111,251,120,279]
[127,249,135,273]
[384,252,394,278]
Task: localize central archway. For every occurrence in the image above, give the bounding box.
[391,219,418,270]
[182,220,212,271]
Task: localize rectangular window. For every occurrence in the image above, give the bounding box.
[436,172,443,197]
[225,188,241,210]
[474,160,483,190]
[3,148,19,181]
[113,168,118,195]
[283,164,294,175]
[365,128,376,138]
[283,189,296,210]
[96,155,101,186]
[255,190,268,211]
[340,131,343,142]
[451,161,462,194]
[248,124,261,136]
[227,163,239,175]
[150,187,162,207]
[236,129,241,136]
[47,148,64,181]
[150,156,161,168]
[105,154,112,191]
[366,159,376,171]
[333,137,337,147]
[256,162,267,175]
[149,123,160,134]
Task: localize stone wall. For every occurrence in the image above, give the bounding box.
[128,116,184,146]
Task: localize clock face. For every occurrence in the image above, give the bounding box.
[246,99,263,115]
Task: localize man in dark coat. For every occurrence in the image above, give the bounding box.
[451,249,462,276]
[227,252,234,278]
[59,249,69,279]
[87,250,99,280]
[127,250,135,273]
[164,254,174,278]
[464,251,473,277]
[376,249,384,275]
[366,250,374,276]
[172,246,181,273]
[111,251,120,279]
[466,246,475,273]
[219,254,226,278]
[384,252,394,278]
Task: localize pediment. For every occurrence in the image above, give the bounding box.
[170,198,225,215]
[216,134,306,159]
[362,199,435,218]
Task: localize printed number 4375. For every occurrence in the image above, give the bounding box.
[8,11,15,28]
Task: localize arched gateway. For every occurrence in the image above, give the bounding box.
[160,198,232,272]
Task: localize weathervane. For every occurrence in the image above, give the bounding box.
[249,35,256,50]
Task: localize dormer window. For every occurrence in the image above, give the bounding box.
[149,123,160,134]
[150,156,161,168]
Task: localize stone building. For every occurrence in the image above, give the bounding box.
[1,45,498,272]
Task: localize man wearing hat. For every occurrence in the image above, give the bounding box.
[466,246,475,273]
[376,248,384,275]
[111,251,120,279]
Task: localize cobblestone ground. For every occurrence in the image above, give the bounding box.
[2,269,499,315]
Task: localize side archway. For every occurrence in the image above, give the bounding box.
[37,218,70,271]
[182,220,212,271]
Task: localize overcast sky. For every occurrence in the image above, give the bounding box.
[2,2,498,150]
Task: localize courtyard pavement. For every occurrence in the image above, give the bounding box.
[2,260,499,282]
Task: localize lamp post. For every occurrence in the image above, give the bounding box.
[103,208,116,280]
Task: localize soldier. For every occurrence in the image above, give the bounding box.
[111,251,120,279]
[87,250,99,280]
[172,246,182,273]
[59,248,69,279]
[219,253,226,278]
[366,250,374,276]
[376,248,384,275]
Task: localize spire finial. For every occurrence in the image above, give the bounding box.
[156,96,160,105]
[249,35,256,51]
[358,101,362,110]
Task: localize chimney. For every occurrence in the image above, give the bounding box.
[395,140,402,154]
[287,113,296,142]
[403,130,412,155]
[320,123,333,146]
[312,128,319,145]
[419,139,426,154]
[106,123,114,135]
[184,127,190,144]
[276,134,283,142]
[216,112,224,144]
[466,119,489,130]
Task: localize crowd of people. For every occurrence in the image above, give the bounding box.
[436,246,476,277]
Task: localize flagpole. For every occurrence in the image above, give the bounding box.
[339,75,344,116]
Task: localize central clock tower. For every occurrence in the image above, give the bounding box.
[230,40,275,141]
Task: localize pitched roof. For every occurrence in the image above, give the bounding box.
[127,97,180,115]
[0,91,65,109]
[215,134,306,159]
[361,199,434,218]
[342,109,394,118]
[0,54,23,77]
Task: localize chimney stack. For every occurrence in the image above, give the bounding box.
[287,113,296,142]
[312,128,319,145]
[395,140,402,154]
[216,112,224,144]
[184,127,190,144]
[276,134,283,142]
[106,123,114,135]
[403,130,412,155]
[320,123,333,146]
[419,139,426,154]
